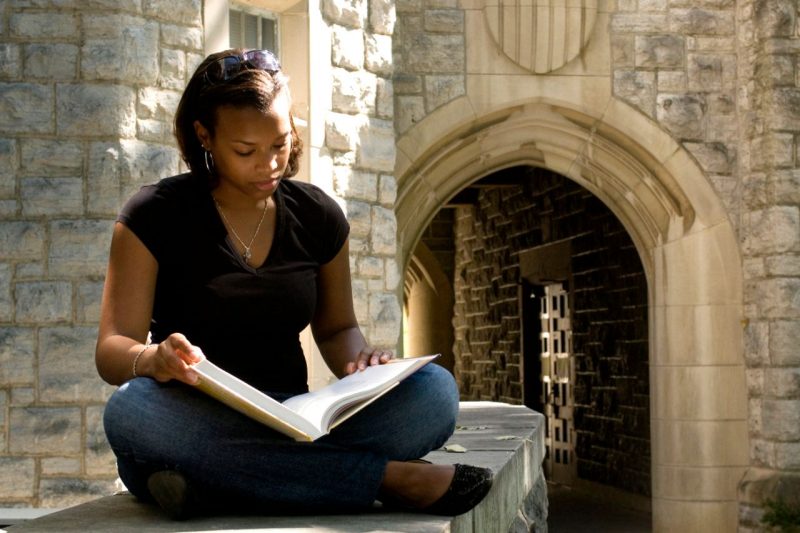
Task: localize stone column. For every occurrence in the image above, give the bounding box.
[736,0,800,528]
[0,0,204,507]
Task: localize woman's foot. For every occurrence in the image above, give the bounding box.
[147,470,194,520]
[379,461,493,515]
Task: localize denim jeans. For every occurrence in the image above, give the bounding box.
[103,364,459,513]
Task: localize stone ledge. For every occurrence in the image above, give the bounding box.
[5,402,546,533]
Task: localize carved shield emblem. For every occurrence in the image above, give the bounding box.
[484,0,597,74]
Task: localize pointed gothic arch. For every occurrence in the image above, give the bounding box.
[396,98,748,531]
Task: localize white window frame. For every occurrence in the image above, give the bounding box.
[228,2,280,55]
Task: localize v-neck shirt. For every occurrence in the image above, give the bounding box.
[117,172,350,393]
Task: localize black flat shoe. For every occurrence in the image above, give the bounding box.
[147,470,193,520]
[423,464,494,516]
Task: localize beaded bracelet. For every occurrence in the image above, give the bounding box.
[132,343,153,378]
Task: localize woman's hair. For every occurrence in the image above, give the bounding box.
[174,48,303,183]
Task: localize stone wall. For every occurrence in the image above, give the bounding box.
[735,0,800,527]
[321,0,402,347]
[452,169,650,496]
[0,0,203,507]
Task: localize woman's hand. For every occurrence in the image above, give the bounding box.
[345,346,394,374]
[139,333,204,385]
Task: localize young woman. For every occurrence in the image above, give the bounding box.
[96,48,492,519]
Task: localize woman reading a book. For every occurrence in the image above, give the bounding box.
[95,48,492,520]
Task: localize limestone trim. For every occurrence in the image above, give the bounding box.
[396,97,748,531]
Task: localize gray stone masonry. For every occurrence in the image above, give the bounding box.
[3,402,548,533]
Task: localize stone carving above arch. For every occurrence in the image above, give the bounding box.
[483,0,597,74]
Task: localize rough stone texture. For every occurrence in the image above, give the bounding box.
[452,169,650,496]
[0,0,203,507]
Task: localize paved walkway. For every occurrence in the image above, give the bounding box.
[547,482,652,532]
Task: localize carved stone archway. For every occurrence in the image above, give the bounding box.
[396,98,748,531]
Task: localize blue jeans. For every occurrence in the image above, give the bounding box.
[103,364,459,513]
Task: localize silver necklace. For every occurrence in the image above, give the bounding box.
[213,197,269,263]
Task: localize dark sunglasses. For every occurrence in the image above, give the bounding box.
[203,49,281,83]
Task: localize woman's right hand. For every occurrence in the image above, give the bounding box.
[138,333,204,385]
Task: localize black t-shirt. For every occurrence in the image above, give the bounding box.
[118,172,350,393]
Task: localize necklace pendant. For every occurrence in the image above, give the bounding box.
[243,248,252,261]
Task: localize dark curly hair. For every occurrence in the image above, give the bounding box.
[174,49,303,185]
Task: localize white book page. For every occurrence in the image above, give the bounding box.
[282,355,438,432]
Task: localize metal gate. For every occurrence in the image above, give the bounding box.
[540,283,576,484]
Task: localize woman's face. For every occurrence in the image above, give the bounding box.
[194,91,292,199]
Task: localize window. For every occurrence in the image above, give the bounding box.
[229,4,278,54]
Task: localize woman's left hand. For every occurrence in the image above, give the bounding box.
[345,346,394,374]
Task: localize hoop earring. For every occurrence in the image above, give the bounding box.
[204,150,215,176]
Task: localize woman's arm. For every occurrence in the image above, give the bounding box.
[95,222,201,386]
[311,241,392,378]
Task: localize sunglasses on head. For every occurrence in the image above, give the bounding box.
[203,49,281,83]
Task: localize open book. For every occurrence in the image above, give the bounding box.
[191,354,439,442]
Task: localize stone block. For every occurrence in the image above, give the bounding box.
[20,177,83,216]
[160,23,203,49]
[40,327,113,403]
[57,84,136,138]
[86,405,117,476]
[357,118,395,172]
[755,54,795,87]
[753,0,796,38]
[611,12,668,32]
[751,133,795,170]
[332,68,376,114]
[613,69,656,117]
[611,35,634,67]
[351,278,368,323]
[0,262,8,321]
[754,278,800,318]
[326,112,366,151]
[765,255,800,276]
[0,138,17,197]
[333,166,378,201]
[770,320,800,365]
[394,72,423,94]
[0,43,21,79]
[20,139,83,174]
[761,399,800,440]
[424,8,464,32]
[378,174,397,206]
[634,34,685,68]
[684,141,734,174]
[365,33,392,76]
[766,88,800,130]
[10,12,79,39]
[357,255,383,277]
[742,206,799,254]
[0,83,54,134]
[0,327,35,385]
[669,8,735,35]
[137,118,172,143]
[142,0,201,25]
[687,53,734,91]
[0,457,35,499]
[9,406,82,454]
[119,140,180,190]
[425,74,464,112]
[48,219,112,277]
[403,33,464,72]
[396,94,425,134]
[368,291,401,346]
[14,261,44,279]
[159,47,186,90]
[0,221,44,260]
[376,77,393,118]
[345,199,371,238]
[656,93,706,140]
[658,70,687,91]
[765,368,800,398]
[87,143,123,216]
[322,0,367,28]
[41,457,81,476]
[83,0,141,11]
[12,386,35,405]
[775,442,800,469]
[39,478,119,508]
[371,205,397,254]
[396,0,421,13]
[76,281,103,323]
[138,87,182,122]
[370,0,396,34]
[331,26,364,70]
[81,19,159,84]
[24,43,78,80]
[384,257,400,290]
[15,281,72,323]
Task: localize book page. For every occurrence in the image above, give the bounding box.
[282,355,438,432]
[192,358,324,441]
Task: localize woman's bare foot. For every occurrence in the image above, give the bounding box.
[379,461,456,509]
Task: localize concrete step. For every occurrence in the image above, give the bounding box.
[6,401,546,533]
